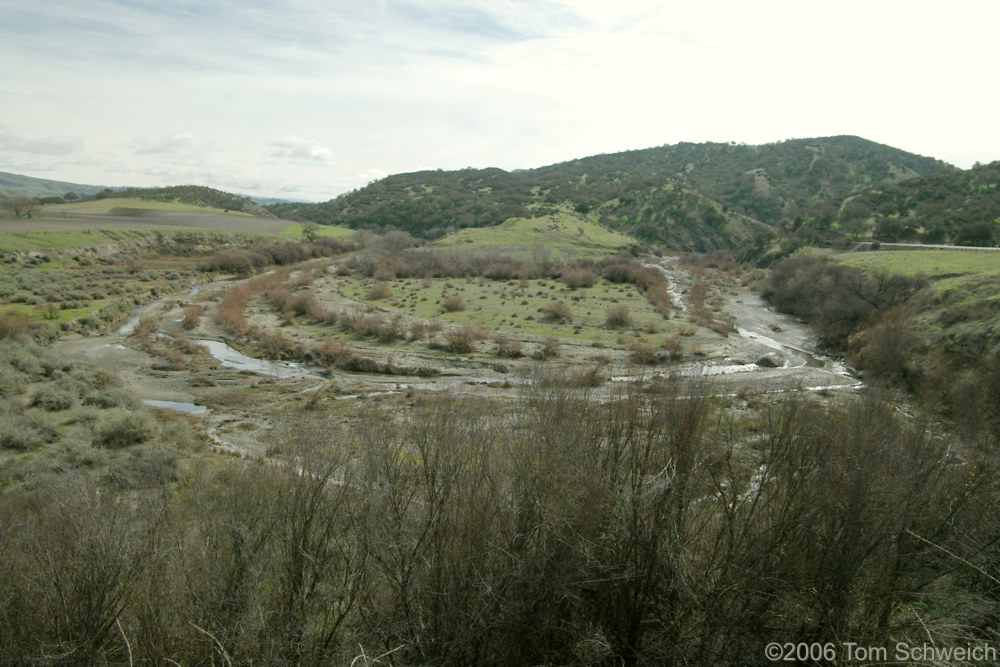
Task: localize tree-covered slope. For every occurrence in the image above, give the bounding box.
[104,185,269,216]
[830,160,1000,245]
[269,136,953,252]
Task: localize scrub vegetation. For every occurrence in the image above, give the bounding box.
[2,157,1000,664]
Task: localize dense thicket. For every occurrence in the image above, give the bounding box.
[761,254,925,351]
[761,253,1000,440]
[1,382,998,666]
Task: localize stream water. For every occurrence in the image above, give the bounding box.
[113,273,859,406]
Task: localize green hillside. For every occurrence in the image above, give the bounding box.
[268,136,953,253]
[105,185,269,216]
[0,171,107,199]
[827,160,1000,245]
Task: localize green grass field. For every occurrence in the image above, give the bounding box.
[435,212,632,259]
[41,197,254,216]
[0,228,110,252]
[335,274,671,343]
[279,223,356,240]
[837,249,1000,281]
[837,248,1000,345]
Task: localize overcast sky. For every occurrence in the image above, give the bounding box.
[1,0,998,201]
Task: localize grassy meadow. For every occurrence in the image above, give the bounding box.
[335,274,672,343]
[435,211,633,258]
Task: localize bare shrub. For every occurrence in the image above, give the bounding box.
[445,325,485,353]
[182,305,204,330]
[561,267,598,289]
[291,268,315,287]
[289,291,323,319]
[661,334,684,361]
[494,335,523,358]
[310,338,358,367]
[605,304,632,329]
[532,336,561,360]
[373,266,396,282]
[688,282,709,309]
[104,444,178,490]
[627,338,663,365]
[441,294,466,312]
[216,284,252,333]
[366,282,393,300]
[408,319,430,342]
[571,362,607,387]
[376,315,405,343]
[259,329,298,359]
[541,300,573,324]
[689,309,735,336]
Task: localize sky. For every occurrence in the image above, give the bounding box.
[1,0,998,202]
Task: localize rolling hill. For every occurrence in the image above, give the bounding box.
[268,136,955,252]
[0,171,108,199]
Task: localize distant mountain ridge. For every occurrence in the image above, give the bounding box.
[267,136,955,252]
[0,171,108,199]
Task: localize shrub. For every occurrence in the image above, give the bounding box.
[661,334,684,361]
[571,363,606,387]
[533,336,561,360]
[441,294,466,312]
[366,282,393,300]
[376,315,405,343]
[104,444,178,490]
[83,388,138,409]
[31,385,76,411]
[216,285,251,332]
[289,292,324,320]
[561,267,598,289]
[541,300,573,324]
[495,335,523,358]
[605,304,632,329]
[0,367,19,399]
[444,325,485,353]
[0,411,57,451]
[182,305,204,330]
[0,311,37,340]
[93,409,156,448]
[627,339,663,365]
[408,319,430,341]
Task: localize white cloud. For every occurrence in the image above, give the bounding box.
[0,128,83,156]
[266,136,336,165]
[1,0,998,199]
[132,132,205,156]
[356,167,388,185]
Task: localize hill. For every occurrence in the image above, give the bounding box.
[824,160,1000,246]
[0,171,108,199]
[268,136,953,252]
[103,185,270,216]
